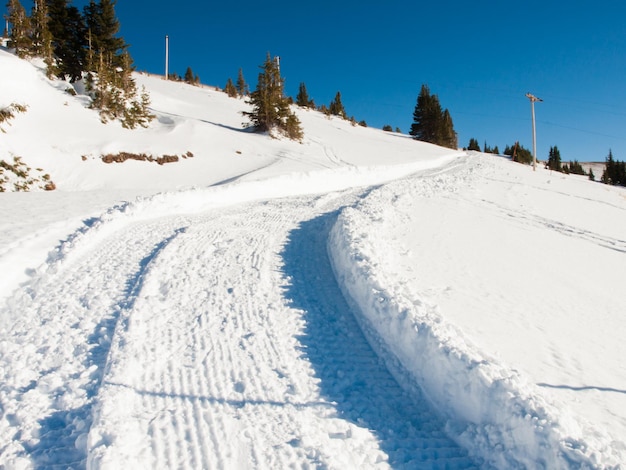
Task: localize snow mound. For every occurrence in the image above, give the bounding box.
[328,155,623,468]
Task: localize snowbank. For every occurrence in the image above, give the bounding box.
[328,155,622,468]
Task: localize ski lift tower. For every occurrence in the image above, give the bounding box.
[526,92,542,171]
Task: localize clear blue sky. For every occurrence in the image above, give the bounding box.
[12,1,626,161]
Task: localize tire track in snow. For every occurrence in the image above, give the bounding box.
[88,202,333,468]
[282,210,477,469]
[479,199,626,253]
[0,216,190,468]
[86,192,476,468]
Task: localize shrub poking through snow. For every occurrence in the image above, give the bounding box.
[100,151,194,165]
[0,156,56,191]
[0,103,28,133]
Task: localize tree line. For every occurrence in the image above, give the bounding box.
[5,0,153,128]
[467,133,626,187]
[223,56,458,147]
[5,1,460,144]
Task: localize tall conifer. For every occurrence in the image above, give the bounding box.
[410,84,456,149]
[243,53,302,141]
[296,82,314,108]
[236,68,248,96]
[547,146,562,171]
[329,91,346,118]
[30,0,54,75]
[84,0,127,69]
[6,0,31,57]
[47,0,86,81]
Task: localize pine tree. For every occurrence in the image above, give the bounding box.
[467,138,480,151]
[505,141,533,164]
[30,0,54,76]
[89,50,153,128]
[184,66,199,85]
[296,82,314,108]
[601,150,626,186]
[82,1,151,128]
[6,0,31,57]
[441,109,457,149]
[547,145,562,171]
[236,68,248,96]
[243,53,303,141]
[224,77,237,97]
[567,160,585,175]
[329,91,347,119]
[410,84,456,149]
[47,0,86,81]
[84,0,127,69]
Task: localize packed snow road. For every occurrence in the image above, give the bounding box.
[0,163,477,468]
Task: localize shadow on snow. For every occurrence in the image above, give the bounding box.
[279,210,477,469]
[26,227,187,469]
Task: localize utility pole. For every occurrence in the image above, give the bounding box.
[165,35,169,80]
[526,92,542,171]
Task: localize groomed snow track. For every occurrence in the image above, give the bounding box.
[0,161,479,469]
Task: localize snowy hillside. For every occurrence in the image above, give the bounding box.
[1,48,625,468]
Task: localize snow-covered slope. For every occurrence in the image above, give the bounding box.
[1,48,625,468]
[329,155,626,467]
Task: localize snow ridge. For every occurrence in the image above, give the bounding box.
[327,155,619,468]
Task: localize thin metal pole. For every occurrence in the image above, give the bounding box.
[530,98,537,171]
[165,35,169,80]
[526,93,542,171]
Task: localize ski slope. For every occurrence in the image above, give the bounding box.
[1,48,625,468]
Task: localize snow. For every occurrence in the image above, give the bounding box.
[1,48,625,468]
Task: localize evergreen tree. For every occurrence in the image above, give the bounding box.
[329,91,347,119]
[243,53,303,141]
[184,66,199,85]
[82,1,151,128]
[47,0,86,81]
[410,84,438,143]
[547,145,562,171]
[6,0,31,57]
[441,109,457,148]
[89,50,153,128]
[467,138,480,151]
[589,167,595,181]
[504,141,533,164]
[601,150,626,186]
[224,77,237,97]
[236,68,248,96]
[83,0,127,70]
[409,84,457,149]
[296,82,314,108]
[567,160,585,175]
[30,0,54,75]
[382,124,393,132]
